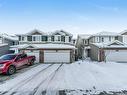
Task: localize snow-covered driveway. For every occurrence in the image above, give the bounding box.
[1,61,127,95]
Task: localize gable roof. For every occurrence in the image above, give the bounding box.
[92,40,127,48]
[51,30,73,36]
[120,30,127,35]
[25,29,47,35]
[107,40,124,46]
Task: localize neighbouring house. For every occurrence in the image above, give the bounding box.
[76,31,123,60]
[90,40,127,62]
[76,34,91,59]
[11,29,76,63]
[0,44,10,56]
[0,33,18,46]
[0,33,18,56]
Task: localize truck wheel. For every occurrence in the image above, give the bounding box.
[28,60,34,66]
[7,65,16,75]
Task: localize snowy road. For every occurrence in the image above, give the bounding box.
[1,61,127,95]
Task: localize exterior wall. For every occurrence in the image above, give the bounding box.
[89,44,99,61]
[0,45,10,57]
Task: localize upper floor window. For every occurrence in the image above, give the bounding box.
[22,36,25,41]
[41,36,48,41]
[84,40,87,44]
[102,37,104,42]
[115,36,118,40]
[27,36,32,41]
[55,35,61,41]
[61,36,65,42]
[19,36,21,41]
[32,35,41,42]
[109,36,111,41]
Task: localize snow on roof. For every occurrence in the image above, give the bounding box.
[11,44,76,49]
[0,33,18,41]
[120,30,127,35]
[93,31,120,36]
[92,40,127,48]
[78,34,91,39]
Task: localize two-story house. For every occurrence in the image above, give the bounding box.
[76,31,127,62]
[11,29,76,63]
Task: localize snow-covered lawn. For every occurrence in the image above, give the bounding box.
[1,61,127,95]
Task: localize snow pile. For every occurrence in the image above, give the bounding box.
[1,61,127,95]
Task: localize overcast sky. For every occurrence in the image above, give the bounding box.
[0,0,127,38]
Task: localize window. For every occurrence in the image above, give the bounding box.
[115,36,118,40]
[69,37,71,42]
[102,37,104,42]
[55,35,61,41]
[0,54,16,60]
[109,36,111,41]
[41,36,48,41]
[51,36,54,41]
[27,36,32,41]
[19,36,21,41]
[22,36,24,41]
[58,36,61,41]
[21,54,27,59]
[32,35,41,42]
[84,40,87,44]
[61,36,65,42]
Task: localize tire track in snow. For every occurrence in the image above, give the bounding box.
[32,64,63,95]
[0,64,54,95]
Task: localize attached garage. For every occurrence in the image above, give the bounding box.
[11,44,76,63]
[105,50,127,62]
[90,40,127,62]
[44,50,70,63]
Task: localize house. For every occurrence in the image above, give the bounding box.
[90,40,127,62]
[11,29,76,63]
[0,33,18,56]
[76,31,123,59]
[0,33,18,46]
[76,34,91,59]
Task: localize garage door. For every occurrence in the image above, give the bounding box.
[105,50,127,62]
[44,50,70,63]
[25,50,40,63]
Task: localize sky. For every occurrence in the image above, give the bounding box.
[0,0,127,38]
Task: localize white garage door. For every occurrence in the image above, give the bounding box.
[44,50,70,63]
[105,50,127,62]
[25,50,40,63]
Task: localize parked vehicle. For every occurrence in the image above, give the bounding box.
[0,53,35,75]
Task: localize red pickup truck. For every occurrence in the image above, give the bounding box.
[0,53,35,75]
